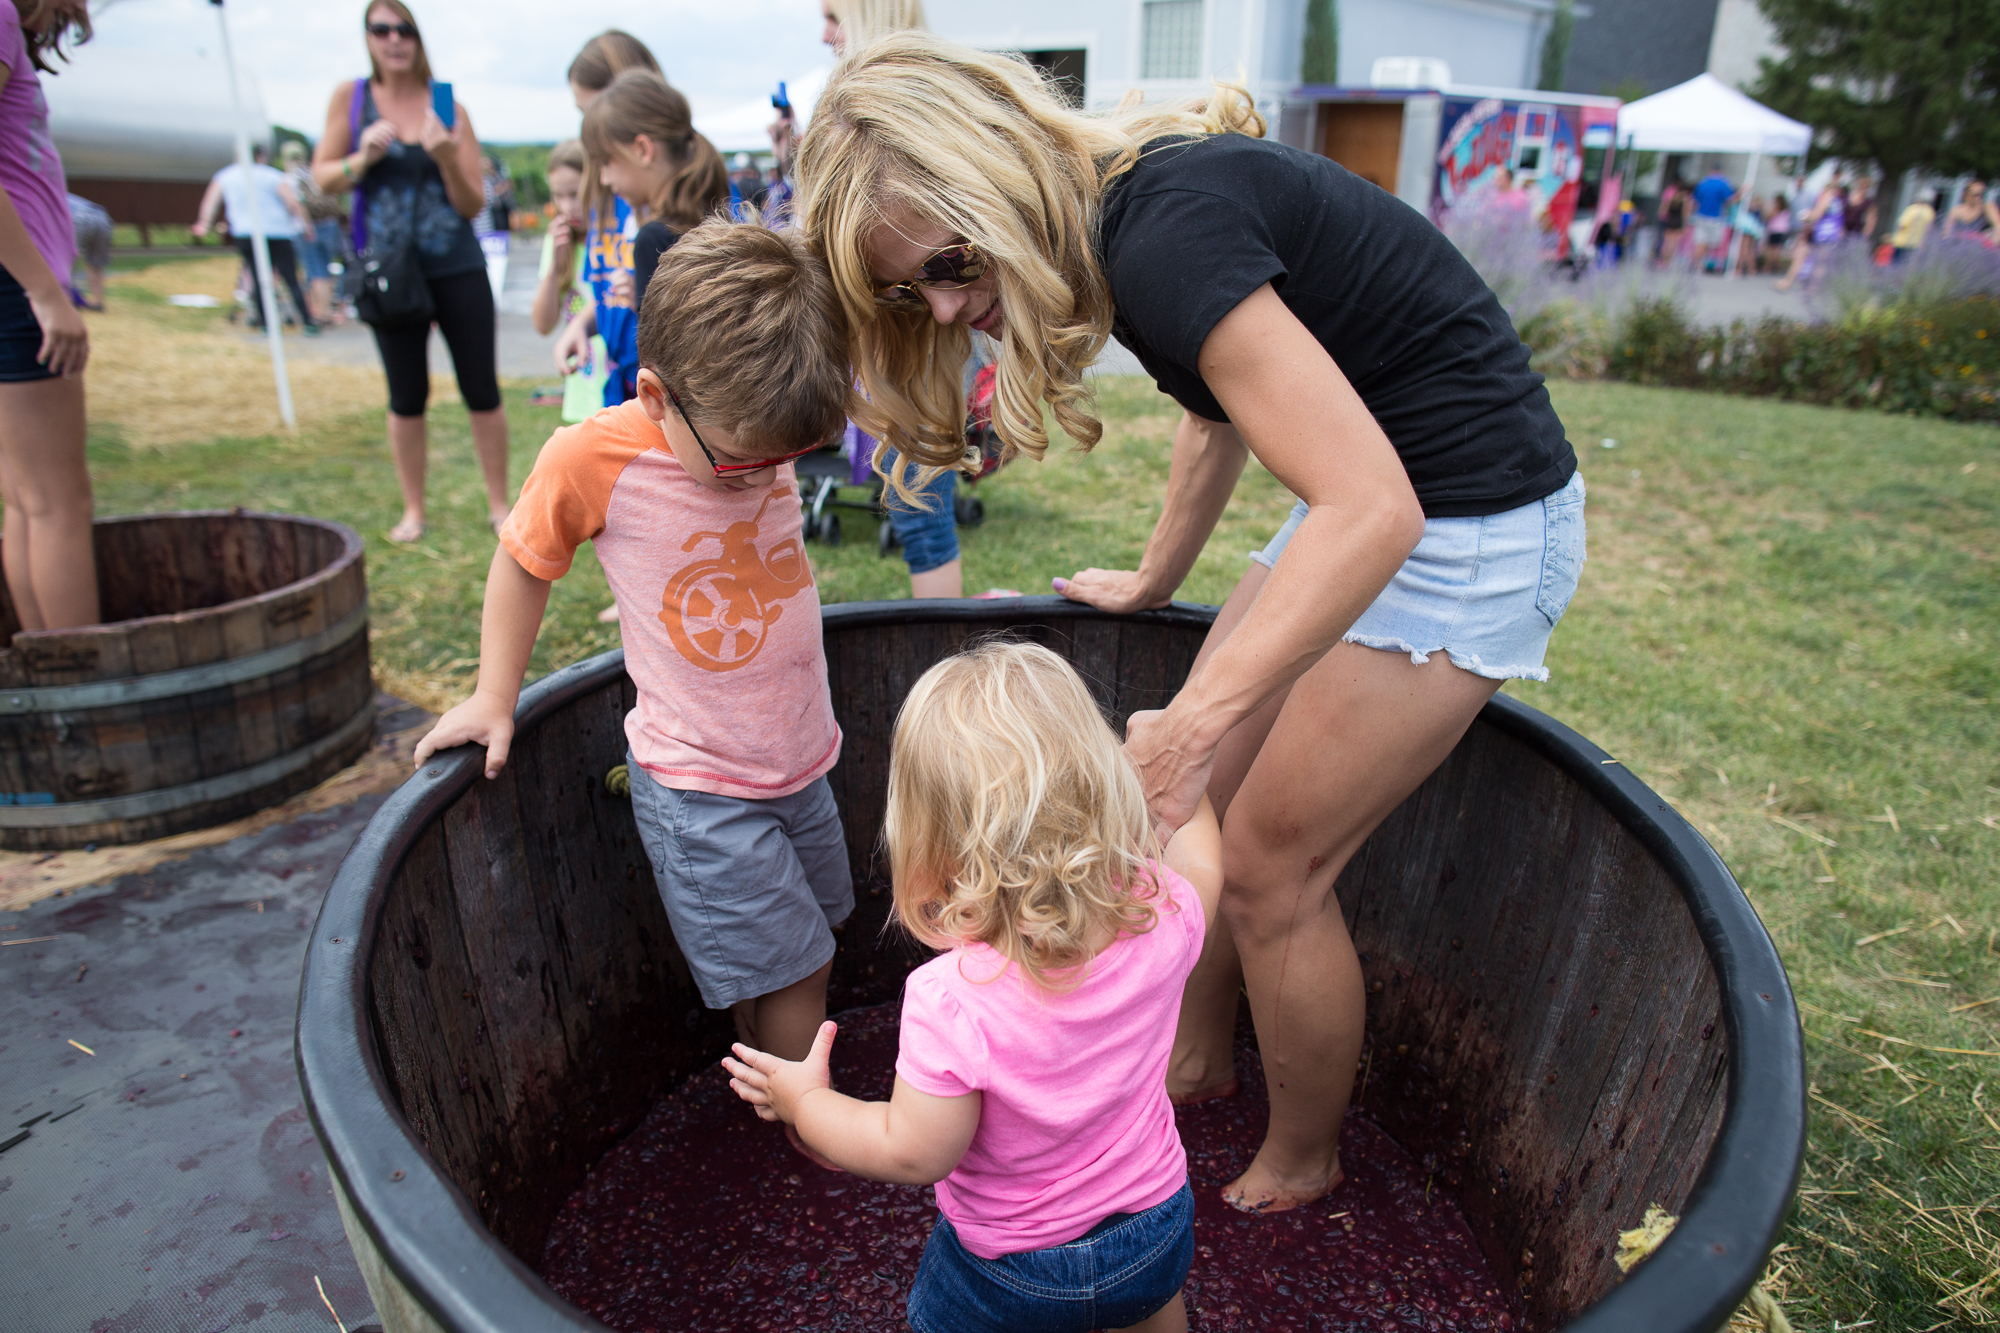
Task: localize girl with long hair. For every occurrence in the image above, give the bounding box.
[550,29,660,410]
[726,641,1223,1333]
[0,0,97,629]
[312,0,509,543]
[579,69,728,312]
[797,35,1585,1215]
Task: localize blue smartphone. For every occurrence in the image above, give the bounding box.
[431,81,455,130]
[771,81,792,119]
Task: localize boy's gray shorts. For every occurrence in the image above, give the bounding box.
[627,756,853,1010]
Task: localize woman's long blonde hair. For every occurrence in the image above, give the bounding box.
[884,640,1162,989]
[829,0,927,49]
[581,70,730,232]
[797,32,1261,487]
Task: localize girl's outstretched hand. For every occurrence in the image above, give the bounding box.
[724,1020,836,1125]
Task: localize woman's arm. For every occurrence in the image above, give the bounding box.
[1122,284,1425,832]
[421,103,485,219]
[311,83,357,194]
[1058,411,1247,613]
[724,1022,982,1185]
[190,177,223,237]
[0,181,86,375]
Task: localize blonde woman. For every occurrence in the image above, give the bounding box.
[312,1,508,542]
[798,34,1586,1215]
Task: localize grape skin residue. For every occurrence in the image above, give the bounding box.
[539,1003,1519,1332]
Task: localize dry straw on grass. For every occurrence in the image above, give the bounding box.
[88,258,455,448]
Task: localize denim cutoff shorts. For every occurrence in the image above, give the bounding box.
[883,447,960,576]
[626,758,853,1009]
[0,264,58,383]
[1252,472,1586,682]
[906,1180,1194,1333]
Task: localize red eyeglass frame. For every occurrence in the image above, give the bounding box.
[668,389,827,477]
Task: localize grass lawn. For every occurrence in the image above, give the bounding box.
[81,261,1999,1329]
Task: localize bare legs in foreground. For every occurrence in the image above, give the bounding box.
[0,375,99,629]
[1166,561,1498,1212]
[387,404,512,542]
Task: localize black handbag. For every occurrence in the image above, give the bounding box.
[355,241,433,327]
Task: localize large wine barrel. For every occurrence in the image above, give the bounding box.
[298,599,1803,1333]
[0,510,372,850]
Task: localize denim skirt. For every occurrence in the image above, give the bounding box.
[1252,472,1586,682]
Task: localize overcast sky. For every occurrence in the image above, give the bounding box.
[85,0,835,150]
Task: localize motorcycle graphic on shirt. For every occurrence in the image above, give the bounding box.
[661,488,813,672]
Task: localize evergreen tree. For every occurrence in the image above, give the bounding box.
[1538,0,1576,92]
[1303,0,1339,85]
[1752,0,2000,190]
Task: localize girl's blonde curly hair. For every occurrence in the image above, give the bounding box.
[884,641,1163,988]
[795,32,1262,500]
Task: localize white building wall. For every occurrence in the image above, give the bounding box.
[1337,0,1543,88]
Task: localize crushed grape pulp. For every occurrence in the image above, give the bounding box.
[539,1003,1519,1331]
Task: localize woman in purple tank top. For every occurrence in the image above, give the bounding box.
[0,0,98,629]
[1775,178,1847,293]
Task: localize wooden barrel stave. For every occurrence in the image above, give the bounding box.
[0,512,372,850]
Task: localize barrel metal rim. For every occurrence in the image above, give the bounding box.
[297,597,1805,1333]
[2,510,365,670]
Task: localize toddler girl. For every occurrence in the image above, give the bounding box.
[725,641,1223,1333]
[528,139,606,423]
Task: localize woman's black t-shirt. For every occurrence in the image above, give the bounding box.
[632,219,681,316]
[1096,135,1575,518]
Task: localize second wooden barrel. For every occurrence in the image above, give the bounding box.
[0,510,372,851]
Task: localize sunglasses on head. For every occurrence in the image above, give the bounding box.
[873,241,988,311]
[367,21,418,39]
[668,388,827,477]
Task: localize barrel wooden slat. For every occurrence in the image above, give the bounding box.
[369,823,501,1213]
[0,512,372,850]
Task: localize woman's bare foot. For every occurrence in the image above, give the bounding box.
[388,514,425,544]
[1221,1150,1344,1214]
[489,507,512,534]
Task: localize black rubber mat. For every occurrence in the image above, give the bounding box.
[2,794,390,1332]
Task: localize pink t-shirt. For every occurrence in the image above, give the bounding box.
[0,8,75,284]
[895,862,1205,1259]
[500,401,841,799]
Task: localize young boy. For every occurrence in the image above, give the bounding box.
[413,219,854,1065]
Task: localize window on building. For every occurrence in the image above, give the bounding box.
[1140,0,1202,81]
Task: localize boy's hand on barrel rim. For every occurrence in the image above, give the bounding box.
[723,1020,837,1125]
[412,690,518,779]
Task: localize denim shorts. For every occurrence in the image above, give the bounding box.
[906,1180,1194,1333]
[884,448,960,576]
[626,759,853,1009]
[0,264,58,384]
[1252,472,1586,682]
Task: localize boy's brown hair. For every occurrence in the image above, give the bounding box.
[638,220,850,453]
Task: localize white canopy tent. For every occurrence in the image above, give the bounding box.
[1616,73,1813,156]
[1617,74,1813,274]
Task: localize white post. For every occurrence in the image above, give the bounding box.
[211,0,295,431]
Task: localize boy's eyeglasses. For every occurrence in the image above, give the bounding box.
[668,389,826,477]
[873,241,988,310]
[366,21,418,39]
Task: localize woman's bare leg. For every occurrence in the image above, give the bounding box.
[1775,239,1810,291]
[469,405,511,528]
[1220,643,1499,1212]
[388,411,428,541]
[0,375,98,629]
[1168,561,1290,1100]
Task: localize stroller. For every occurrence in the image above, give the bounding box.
[795,361,1004,553]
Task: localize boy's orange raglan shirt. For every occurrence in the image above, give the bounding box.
[498,400,840,800]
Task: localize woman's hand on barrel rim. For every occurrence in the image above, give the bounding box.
[1052,567,1171,615]
[1123,706,1217,841]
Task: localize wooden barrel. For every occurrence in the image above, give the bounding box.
[297,599,1803,1333]
[0,510,372,851]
